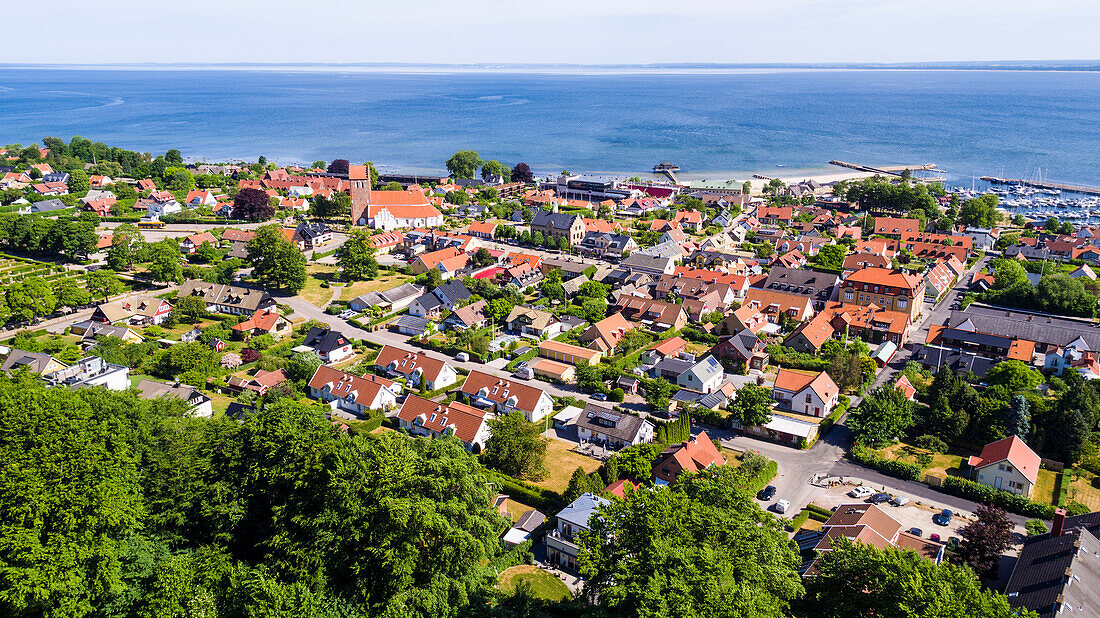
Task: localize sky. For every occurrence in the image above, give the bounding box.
[5,0,1099,65]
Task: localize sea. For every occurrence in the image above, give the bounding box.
[1,67,1099,187]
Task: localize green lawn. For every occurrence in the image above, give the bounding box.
[1066,469,1100,511]
[531,438,603,493]
[497,565,572,602]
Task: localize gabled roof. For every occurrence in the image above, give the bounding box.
[843,267,923,292]
[302,327,351,353]
[556,492,611,529]
[397,394,489,445]
[308,365,394,408]
[967,435,1041,484]
[460,370,550,414]
[652,430,725,479]
[579,312,633,351]
[231,309,287,333]
[645,336,687,358]
[774,368,839,402]
[375,345,451,384]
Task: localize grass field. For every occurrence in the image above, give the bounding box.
[533,438,603,493]
[497,565,572,602]
[877,443,965,479]
[298,264,413,307]
[1066,469,1100,510]
[1032,468,1060,505]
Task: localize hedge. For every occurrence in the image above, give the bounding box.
[940,476,1056,519]
[1055,470,1071,508]
[847,443,924,481]
[739,459,779,495]
[805,503,835,519]
[488,471,563,513]
[817,394,851,436]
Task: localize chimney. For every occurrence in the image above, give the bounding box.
[1053,508,1067,536]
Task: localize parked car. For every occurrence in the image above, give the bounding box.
[775,499,791,514]
[933,509,954,526]
[515,367,534,380]
[848,486,874,499]
[890,495,910,507]
[909,527,923,537]
[757,485,777,501]
[869,493,892,504]
[930,533,941,543]
[455,352,469,362]
[592,393,607,401]
[338,309,357,319]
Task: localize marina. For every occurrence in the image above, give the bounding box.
[950,182,1100,224]
[980,176,1100,197]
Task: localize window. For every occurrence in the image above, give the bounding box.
[897,299,907,309]
[998,463,1005,471]
[806,394,812,403]
[845,291,854,300]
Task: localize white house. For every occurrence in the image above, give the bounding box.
[396,394,492,452]
[459,370,555,423]
[546,493,613,570]
[147,199,182,219]
[967,435,1041,498]
[676,355,724,394]
[772,368,839,418]
[572,403,654,449]
[307,365,399,414]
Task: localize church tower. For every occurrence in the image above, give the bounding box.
[349,164,371,226]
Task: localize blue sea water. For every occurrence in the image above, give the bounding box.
[1,67,1098,185]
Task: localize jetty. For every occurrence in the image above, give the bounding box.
[829,160,940,178]
[653,161,680,183]
[981,176,1100,197]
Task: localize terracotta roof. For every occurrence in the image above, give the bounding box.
[873,217,920,236]
[221,229,256,243]
[468,221,497,235]
[416,247,462,270]
[375,345,451,384]
[368,188,431,207]
[652,431,725,480]
[459,370,549,416]
[1007,339,1036,362]
[645,336,687,357]
[579,312,634,352]
[742,288,814,321]
[528,357,573,378]
[774,368,838,402]
[397,394,488,445]
[231,309,286,333]
[894,375,917,400]
[816,503,904,553]
[967,435,1041,484]
[843,267,923,292]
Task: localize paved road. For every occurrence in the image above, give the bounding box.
[279,294,590,402]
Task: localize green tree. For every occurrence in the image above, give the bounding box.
[106,224,143,271]
[579,467,804,618]
[153,341,216,378]
[814,244,847,270]
[729,383,774,427]
[336,232,380,281]
[68,169,90,193]
[165,148,183,164]
[247,225,307,292]
[172,294,208,323]
[483,412,549,480]
[847,383,914,447]
[1004,395,1031,439]
[472,247,494,268]
[445,150,482,179]
[146,239,183,283]
[803,536,1031,618]
[990,258,1027,289]
[641,376,675,412]
[985,359,1042,392]
[53,278,92,308]
[85,269,125,301]
[6,276,57,322]
[957,194,1002,228]
[579,298,608,323]
[286,350,323,381]
[191,241,218,264]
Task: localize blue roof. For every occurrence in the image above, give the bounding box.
[556,493,611,529]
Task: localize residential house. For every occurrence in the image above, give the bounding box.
[467,221,497,239]
[621,253,678,277]
[369,231,405,254]
[178,281,277,316]
[578,312,634,353]
[225,368,289,397]
[181,231,217,254]
[292,222,334,250]
[349,282,425,313]
[640,336,687,365]
[38,356,128,390]
[839,268,926,322]
[573,403,655,448]
[397,394,492,452]
[651,431,726,485]
[409,247,464,275]
[967,435,1041,497]
[742,288,816,323]
[300,327,355,363]
[578,231,638,259]
[308,365,399,414]
[614,297,687,332]
[530,211,586,246]
[1003,509,1100,618]
[29,198,67,213]
[758,206,794,226]
[676,355,724,394]
[786,302,911,353]
[505,305,561,339]
[72,321,144,345]
[459,370,554,422]
[1,350,66,376]
[872,217,921,238]
[546,493,612,570]
[374,345,458,391]
[136,379,213,417]
[230,309,293,339]
[807,504,945,574]
[759,266,839,310]
[672,209,705,231]
[772,368,839,417]
[709,329,770,371]
[538,340,603,366]
[91,296,174,326]
[442,299,489,331]
[184,189,218,208]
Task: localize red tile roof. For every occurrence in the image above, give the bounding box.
[397,394,488,445]
[967,435,1041,484]
[459,370,549,416]
[375,345,451,385]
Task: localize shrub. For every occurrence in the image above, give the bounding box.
[241,348,261,364]
[1055,470,1071,507]
[609,387,625,402]
[1066,500,1091,516]
[940,476,1055,519]
[1025,519,1048,536]
[847,443,924,481]
[912,434,949,454]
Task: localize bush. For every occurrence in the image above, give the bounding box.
[940,476,1055,519]
[488,471,562,512]
[1066,500,1091,516]
[1055,470,1071,507]
[1025,519,1048,536]
[609,387,625,402]
[847,443,924,481]
[737,453,778,494]
[818,394,851,436]
[912,434,949,454]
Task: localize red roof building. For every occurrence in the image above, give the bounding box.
[651,431,726,485]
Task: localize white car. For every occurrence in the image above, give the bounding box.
[848,486,874,499]
[338,309,357,319]
[774,499,791,514]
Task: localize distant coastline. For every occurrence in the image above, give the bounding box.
[1,60,1100,74]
